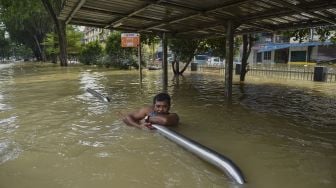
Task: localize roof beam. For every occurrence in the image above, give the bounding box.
[81,6,162,22]
[272,0,336,25]
[172,1,334,35]
[154,0,330,34]
[106,0,165,28]
[139,0,254,31]
[236,20,335,35]
[175,26,223,36]
[65,0,86,24]
[243,23,274,32]
[139,13,201,31]
[71,18,107,26]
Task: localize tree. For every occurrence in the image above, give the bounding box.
[14,43,33,60]
[0,0,53,61]
[140,33,160,65]
[43,26,83,63]
[315,26,336,43]
[41,0,68,66]
[105,31,137,67]
[0,29,10,61]
[240,34,255,82]
[79,41,103,65]
[205,37,226,59]
[283,26,336,43]
[169,38,204,75]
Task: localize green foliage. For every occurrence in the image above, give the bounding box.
[15,44,33,59]
[67,26,83,55]
[104,31,137,68]
[140,33,160,46]
[43,26,83,56]
[169,38,201,63]
[0,30,10,59]
[101,55,138,69]
[282,27,336,43]
[205,37,226,59]
[0,0,53,60]
[79,41,103,65]
[316,26,336,43]
[283,29,309,43]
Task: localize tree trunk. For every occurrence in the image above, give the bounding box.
[240,34,253,82]
[171,52,178,75]
[32,49,41,61]
[33,35,46,61]
[179,56,193,74]
[58,20,67,66]
[41,0,67,66]
[51,30,58,64]
[172,61,177,75]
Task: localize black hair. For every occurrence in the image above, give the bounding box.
[153,92,171,106]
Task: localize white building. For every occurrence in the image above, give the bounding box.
[83,27,111,44]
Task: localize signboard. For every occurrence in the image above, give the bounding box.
[121,33,140,47]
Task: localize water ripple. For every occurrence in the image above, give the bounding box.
[0,139,22,164]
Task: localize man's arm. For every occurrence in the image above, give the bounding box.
[122,106,151,128]
[147,113,179,127]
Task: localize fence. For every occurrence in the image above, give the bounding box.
[180,63,336,82]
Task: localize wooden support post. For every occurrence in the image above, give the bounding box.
[225,20,234,101]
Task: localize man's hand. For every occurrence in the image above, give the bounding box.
[141,122,156,130]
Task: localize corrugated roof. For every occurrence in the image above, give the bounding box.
[58,0,336,38]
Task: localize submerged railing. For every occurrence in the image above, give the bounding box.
[178,63,336,82]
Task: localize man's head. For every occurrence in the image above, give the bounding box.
[153,93,171,114]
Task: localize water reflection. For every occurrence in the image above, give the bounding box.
[237,82,336,133]
[0,139,22,164]
[78,70,110,114]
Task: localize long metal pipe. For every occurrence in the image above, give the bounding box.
[151,124,246,185]
[86,88,110,102]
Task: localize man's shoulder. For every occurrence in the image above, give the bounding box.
[139,105,153,113]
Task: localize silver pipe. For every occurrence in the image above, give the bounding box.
[86,88,110,102]
[151,124,246,185]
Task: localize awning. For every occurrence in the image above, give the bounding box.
[258,41,333,52]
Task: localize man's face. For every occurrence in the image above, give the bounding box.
[154,100,170,114]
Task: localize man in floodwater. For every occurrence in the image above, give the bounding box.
[123,93,179,129]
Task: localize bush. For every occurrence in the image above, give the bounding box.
[79,41,103,65]
[101,55,140,69]
[105,31,139,69]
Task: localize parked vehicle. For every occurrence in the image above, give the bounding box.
[168,57,173,63]
[193,55,209,64]
[207,57,223,65]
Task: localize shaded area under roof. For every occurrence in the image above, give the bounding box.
[58,0,336,38]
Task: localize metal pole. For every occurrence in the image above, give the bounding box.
[225,20,234,101]
[152,124,246,185]
[138,41,142,83]
[162,32,168,92]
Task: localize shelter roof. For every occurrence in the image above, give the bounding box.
[59,0,336,38]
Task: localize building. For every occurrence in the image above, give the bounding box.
[248,31,336,64]
[83,27,111,44]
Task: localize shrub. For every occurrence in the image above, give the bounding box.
[79,41,103,65]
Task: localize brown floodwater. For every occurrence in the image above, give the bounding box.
[0,62,335,188]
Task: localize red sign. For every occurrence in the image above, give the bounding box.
[121,33,140,47]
